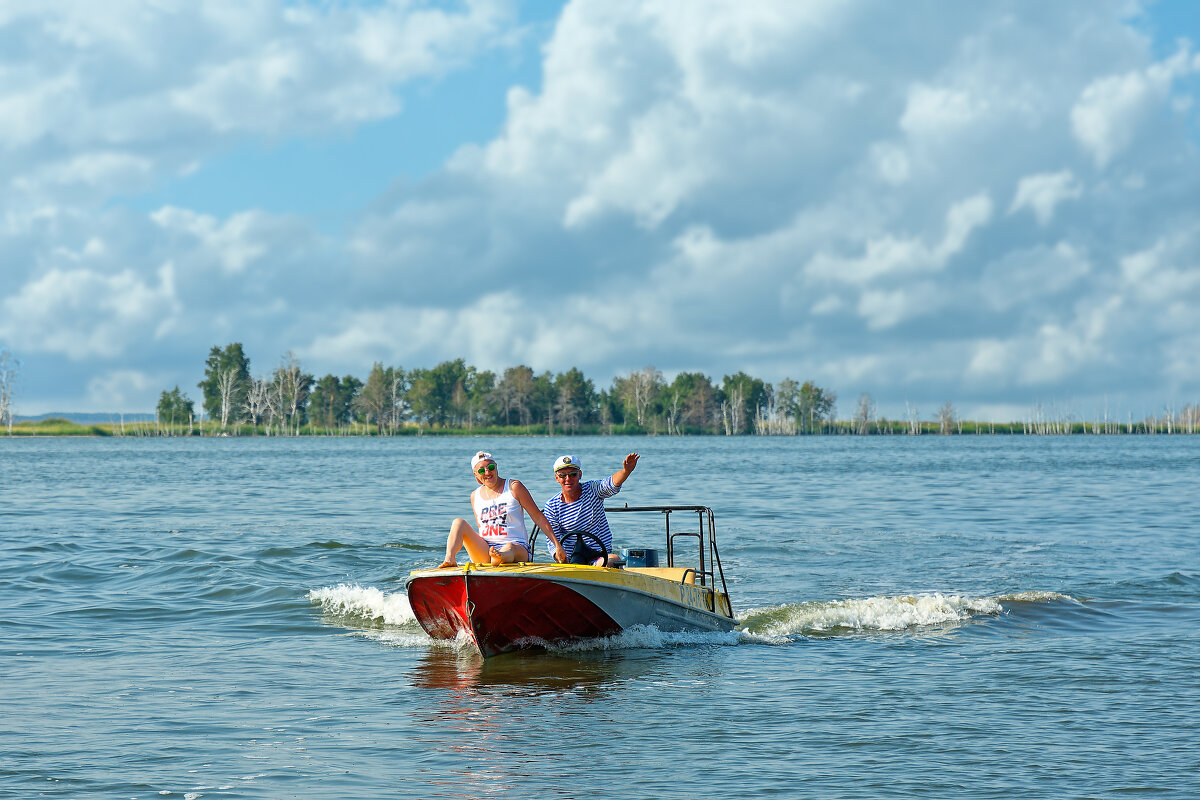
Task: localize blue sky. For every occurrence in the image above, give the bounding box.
[2,0,1199,422]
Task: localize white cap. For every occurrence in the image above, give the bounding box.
[553,454,582,473]
[471,451,494,469]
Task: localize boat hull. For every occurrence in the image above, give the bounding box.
[405,563,736,658]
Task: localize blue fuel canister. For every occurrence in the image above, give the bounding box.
[620,548,659,567]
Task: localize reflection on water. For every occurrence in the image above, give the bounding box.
[406,649,646,799]
[408,647,634,693]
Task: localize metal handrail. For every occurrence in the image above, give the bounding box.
[605,504,732,618]
[525,503,734,619]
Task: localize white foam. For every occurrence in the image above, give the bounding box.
[358,628,471,651]
[997,590,1076,603]
[307,583,417,626]
[742,592,1005,636]
[539,624,746,654]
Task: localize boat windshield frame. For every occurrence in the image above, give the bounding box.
[605,504,731,608]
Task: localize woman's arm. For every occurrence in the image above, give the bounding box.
[511,479,566,562]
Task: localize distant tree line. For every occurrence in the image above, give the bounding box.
[145,343,1200,437]
[157,343,841,435]
[1,342,1195,437]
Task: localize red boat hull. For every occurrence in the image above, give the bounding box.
[406,572,622,657]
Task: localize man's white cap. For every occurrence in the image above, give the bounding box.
[471,451,495,469]
[553,454,582,473]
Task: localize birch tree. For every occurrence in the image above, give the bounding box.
[937,401,956,434]
[616,367,663,427]
[272,353,313,435]
[244,377,272,429]
[854,393,876,435]
[905,401,921,435]
[720,372,769,434]
[199,343,251,424]
[0,348,18,434]
[216,368,239,430]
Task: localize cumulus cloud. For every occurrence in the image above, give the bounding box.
[1071,46,1199,167]
[979,242,1092,312]
[1008,171,1084,225]
[151,207,272,275]
[804,193,993,290]
[86,369,161,411]
[0,263,180,359]
[4,0,1200,417]
[0,0,514,213]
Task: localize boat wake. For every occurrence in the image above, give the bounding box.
[308,584,1078,652]
[739,591,1075,639]
[308,583,418,627]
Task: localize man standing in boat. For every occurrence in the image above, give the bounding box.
[542,453,639,565]
[439,451,566,567]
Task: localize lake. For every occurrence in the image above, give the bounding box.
[1,435,1198,798]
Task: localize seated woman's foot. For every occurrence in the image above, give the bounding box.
[437,560,456,568]
[489,548,504,565]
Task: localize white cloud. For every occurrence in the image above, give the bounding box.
[979,242,1092,312]
[86,369,160,411]
[0,0,514,213]
[869,142,912,185]
[856,284,940,331]
[1008,170,1084,225]
[151,206,273,275]
[1119,231,1200,305]
[966,339,1015,382]
[0,264,180,359]
[804,193,993,288]
[479,0,873,229]
[900,84,985,138]
[1023,296,1122,385]
[1071,47,1197,168]
[5,0,1200,417]
[967,295,1123,386]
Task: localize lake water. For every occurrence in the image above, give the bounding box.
[1,435,1198,799]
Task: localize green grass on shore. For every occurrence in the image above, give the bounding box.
[1,418,1190,437]
[3,418,114,436]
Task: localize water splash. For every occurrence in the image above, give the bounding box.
[539,625,746,654]
[307,583,417,626]
[740,592,1022,637]
[309,585,1081,651]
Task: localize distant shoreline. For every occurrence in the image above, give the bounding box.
[3,417,1195,437]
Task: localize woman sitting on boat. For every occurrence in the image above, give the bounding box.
[439,451,566,568]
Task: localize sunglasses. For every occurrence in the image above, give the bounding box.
[557,470,580,479]
[476,463,497,475]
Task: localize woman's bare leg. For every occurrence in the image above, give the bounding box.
[440,518,493,567]
[460,526,494,565]
[489,542,530,565]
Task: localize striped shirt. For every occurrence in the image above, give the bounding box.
[542,477,621,554]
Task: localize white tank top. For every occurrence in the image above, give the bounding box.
[472,479,528,547]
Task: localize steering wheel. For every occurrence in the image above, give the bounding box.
[560,530,610,568]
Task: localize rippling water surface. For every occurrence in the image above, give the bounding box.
[2,435,1198,799]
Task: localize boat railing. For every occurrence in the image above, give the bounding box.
[605,504,731,616]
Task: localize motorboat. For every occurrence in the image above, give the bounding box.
[405,505,736,658]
